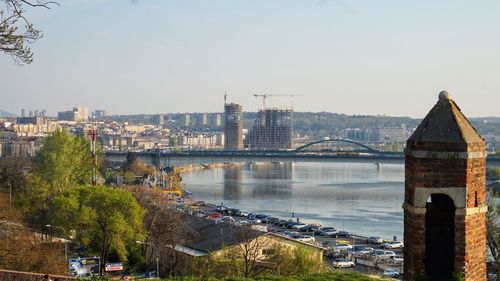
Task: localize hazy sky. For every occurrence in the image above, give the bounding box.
[1,0,499,117]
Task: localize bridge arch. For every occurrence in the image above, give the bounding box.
[293,138,379,153]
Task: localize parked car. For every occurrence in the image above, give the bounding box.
[333,231,351,238]
[333,243,353,251]
[296,235,315,243]
[366,236,383,244]
[248,218,262,224]
[267,217,280,224]
[286,221,300,228]
[290,222,307,229]
[383,241,404,249]
[332,258,355,268]
[235,210,249,217]
[321,240,336,249]
[388,255,404,263]
[207,213,223,219]
[301,224,321,232]
[382,269,399,278]
[235,220,248,226]
[215,205,227,212]
[221,216,235,223]
[255,214,269,220]
[355,247,374,255]
[319,227,338,236]
[277,220,291,227]
[372,250,396,259]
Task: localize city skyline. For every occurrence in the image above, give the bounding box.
[1,0,500,118]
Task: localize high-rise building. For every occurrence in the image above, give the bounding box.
[152,114,164,125]
[201,113,208,126]
[224,103,243,150]
[73,107,89,122]
[93,110,107,119]
[247,108,293,150]
[21,109,25,117]
[183,114,191,127]
[16,116,45,125]
[58,107,89,122]
[215,113,222,127]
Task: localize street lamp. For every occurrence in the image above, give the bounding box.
[136,240,159,278]
[8,183,11,210]
[45,224,68,263]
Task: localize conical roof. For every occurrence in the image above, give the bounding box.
[407,91,484,152]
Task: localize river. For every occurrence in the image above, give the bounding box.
[182,162,404,240]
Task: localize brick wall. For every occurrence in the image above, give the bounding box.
[0,269,76,281]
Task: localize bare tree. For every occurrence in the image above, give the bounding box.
[0,192,66,274]
[129,187,197,277]
[0,0,59,64]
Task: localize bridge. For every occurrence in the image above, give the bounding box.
[104,150,500,168]
[103,138,500,167]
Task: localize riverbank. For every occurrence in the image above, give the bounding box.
[175,162,246,174]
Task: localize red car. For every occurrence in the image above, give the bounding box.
[207,213,222,219]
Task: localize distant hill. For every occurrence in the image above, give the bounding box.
[471,117,500,124]
[0,109,17,117]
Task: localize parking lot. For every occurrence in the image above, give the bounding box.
[187,201,404,279]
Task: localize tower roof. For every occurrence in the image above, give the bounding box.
[407,91,484,151]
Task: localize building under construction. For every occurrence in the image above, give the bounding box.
[247,108,293,150]
[224,103,244,150]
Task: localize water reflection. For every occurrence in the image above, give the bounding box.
[183,162,404,239]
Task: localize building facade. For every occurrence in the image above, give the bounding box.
[247,108,293,150]
[224,103,243,150]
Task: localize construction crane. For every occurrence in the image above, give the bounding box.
[253,94,303,110]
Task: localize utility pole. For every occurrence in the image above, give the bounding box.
[88,125,98,186]
[45,224,69,270]
[136,241,159,278]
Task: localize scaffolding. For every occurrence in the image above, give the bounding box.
[247,108,293,150]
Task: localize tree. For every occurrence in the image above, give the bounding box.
[0,192,66,274]
[34,129,95,191]
[488,168,500,181]
[123,152,155,179]
[49,186,145,268]
[0,0,59,64]
[129,187,195,277]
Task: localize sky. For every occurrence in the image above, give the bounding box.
[1,0,499,118]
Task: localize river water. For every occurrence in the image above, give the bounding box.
[182,162,404,240]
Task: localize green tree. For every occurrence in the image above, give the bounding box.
[49,186,145,266]
[0,0,59,64]
[16,174,53,228]
[123,171,135,185]
[34,129,95,191]
[488,168,500,181]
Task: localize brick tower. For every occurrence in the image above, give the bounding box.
[404,91,487,281]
